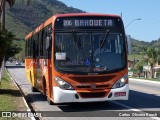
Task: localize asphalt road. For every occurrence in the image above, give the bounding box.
[5,64,160,120]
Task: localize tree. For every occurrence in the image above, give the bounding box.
[0,0,31,66]
[0,0,31,14]
[0,0,16,19]
[143,47,160,78]
[5,40,22,60]
[0,24,15,67]
[134,61,143,78]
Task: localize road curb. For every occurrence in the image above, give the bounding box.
[129,78,160,84]
[6,68,36,120]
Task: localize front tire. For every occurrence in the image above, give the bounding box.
[31,86,37,92]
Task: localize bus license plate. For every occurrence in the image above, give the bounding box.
[114,92,126,97]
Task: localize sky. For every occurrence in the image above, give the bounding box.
[58,0,160,42]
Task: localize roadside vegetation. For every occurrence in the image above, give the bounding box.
[129,46,160,80]
[0,70,27,112]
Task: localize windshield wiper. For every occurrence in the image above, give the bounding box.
[72,30,82,49]
[100,29,111,49]
[87,30,111,72]
[71,30,87,61]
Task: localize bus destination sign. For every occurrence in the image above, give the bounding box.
[54,16,121,29]
[63,19,114,27]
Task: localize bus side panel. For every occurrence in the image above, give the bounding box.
[35,58,44,92]
[43,59,52,98]
[34,58,52,95]
[25,58,36,86]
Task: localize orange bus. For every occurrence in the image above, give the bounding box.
[25,13,129,104]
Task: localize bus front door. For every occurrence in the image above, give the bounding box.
[36,58,44,93]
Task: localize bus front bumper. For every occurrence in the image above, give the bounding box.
[53,84,129,103]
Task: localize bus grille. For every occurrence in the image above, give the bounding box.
[69,75,116,83]
[76,84,109,89]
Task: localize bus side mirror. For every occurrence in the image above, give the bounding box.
[46,28,52,51]
[46,37,51,50]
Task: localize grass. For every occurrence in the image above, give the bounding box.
[0,70,27,120]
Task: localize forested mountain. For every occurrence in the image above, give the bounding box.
[131,38,160,53]
[5,0,160,53]
[6,0,84,39]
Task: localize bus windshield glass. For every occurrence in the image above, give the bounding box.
[54,31,126,73]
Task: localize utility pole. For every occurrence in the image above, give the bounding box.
[125,18,141,29]
[0,0,5,24]
[2,0,5,30]
[0,0,5,81]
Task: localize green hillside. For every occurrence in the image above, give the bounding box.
[6,0,84,39]
[131,38,160,53]
[5,0,160,53]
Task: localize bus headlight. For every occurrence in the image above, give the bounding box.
[54,77,74,90]
[112,75,128,89]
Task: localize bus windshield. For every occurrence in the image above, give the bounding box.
[54,31,126,73]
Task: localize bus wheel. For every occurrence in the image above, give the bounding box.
[31,86,37,92]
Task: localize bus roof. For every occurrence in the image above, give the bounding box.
[54,13,120,18]
[25,13,121,40]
